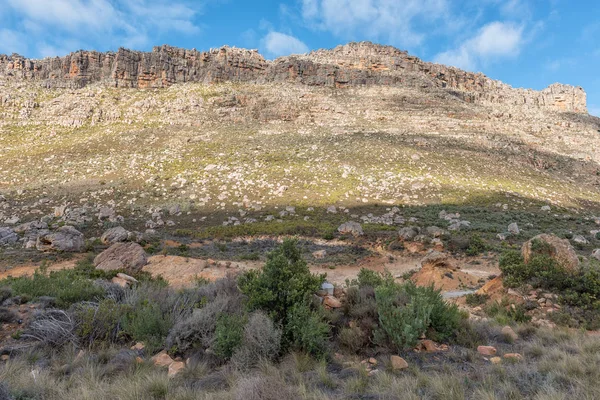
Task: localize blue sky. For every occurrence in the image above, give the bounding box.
[0,0,599,116]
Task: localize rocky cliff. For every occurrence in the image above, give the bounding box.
[0,42,587,113]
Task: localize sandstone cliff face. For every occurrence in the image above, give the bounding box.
[0,42,587,113]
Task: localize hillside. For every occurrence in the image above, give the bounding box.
[1,42,600,400]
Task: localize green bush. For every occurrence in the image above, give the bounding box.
[122,301,172,352]
[285,303,330,358]
[213,313,246,360]
[465,293,490,307]
[499,250,570,290]
[73,299,131,346]
[466,234,487,256]
[338,326,367,353]
[407,283,462,342]
[375,282,431,351]
[484,299,531,324]
[239,239,324,325]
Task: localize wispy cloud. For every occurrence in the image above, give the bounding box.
[300,0,451,49]
[1,0,204,57]
[434,22,524,71]
[261,31,309,58]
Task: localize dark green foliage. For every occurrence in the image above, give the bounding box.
[465,293,490,307]
[214,314,246,360]
[499,251,570,290]
[122,301,172,352]
[0,286,13,303]
[285,303,330,358]
[466,234,487,256]
[338,326,367,353]
[374,282,432,351]
[484,299,531,324]
[73,299,130,346]
[406,283,462,342]
[238,239,325,325]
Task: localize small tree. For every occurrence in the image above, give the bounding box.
[238,239,325,325]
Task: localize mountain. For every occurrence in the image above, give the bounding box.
[1,42,587,113]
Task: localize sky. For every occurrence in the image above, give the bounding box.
[0,0,599,116]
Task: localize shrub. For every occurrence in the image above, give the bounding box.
[0,286,13,303]
[213,313,246,360]
[407,283,462,342]
[484,299,531,324]
[232,312,282,369]
[375,282,431,351]
[0,307,18,323]
[0,260,110,308]
[166,276,245,353]
[22,309,77,347]
[122,301,172,352]
[466,234,487,256]
[238,239,325,325]
[465,293,490,307]
[338,326,367,353]
[73,299,130,347]
[285,303,330,358]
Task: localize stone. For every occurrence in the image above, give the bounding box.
[541,205,551,211]
[368,357,377,365]
[592,249,600,261]
[573,235,588,245]
[490,357,502,364]
[420,339,439,352]
[323,296,342,308]
[313,250,327,259]
[151,350,174,368]
[337,221,363,236]
[94,242,148,273]
[398,227,420,241]
[501,326,518,341]
[131,342,145,351]
[507,223,520,235]
[321,282,334,296]
[101,226,130,245]
[36,226,84,252]
[390,355,408,370]
[522,234,579,271]
[477,346,497,356]
[168,361,185,377]
[0,227,18,246]
[504,353,523,361]
[426,226,445,238]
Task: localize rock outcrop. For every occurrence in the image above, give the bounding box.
[0,42,587,113]
[94,242,148,273]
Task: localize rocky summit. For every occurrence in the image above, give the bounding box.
[2,41,600,400]
[1,42,587,112]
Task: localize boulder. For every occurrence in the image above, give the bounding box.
[390,355,408,370]
[36,226,84,252]
[323,296,342,308]
[94,242,148,273]
[522,234,579,271]
[151,350,174,368]
[507,223,520,235]
[101,226,130,245]
[504,353,523,361]
[490,357,502,364]
[398,227,419,241]
[168,361,185,377]
[592,249,600,261]
[477,346,497,356]
[425,226,445,238]
[338,221,363,236]
[501,326,518,341]
[0,227,18,246]
[573,235,588,245]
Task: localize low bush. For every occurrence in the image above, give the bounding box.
[73,299,130,347]
[232,311,282,369]
[213,313,246,360]
[22,309,77,347]
[465,293,490,307]
[466,234,487,256]
[285,303,330,358]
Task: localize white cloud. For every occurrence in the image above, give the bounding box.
[434,22,524,71]
[0,0,203,57]
[301,0,450,48]
[261,31,309,58]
